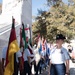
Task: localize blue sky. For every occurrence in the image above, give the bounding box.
[32,0,68,16]
[0,0,68,16]
[0,0,2,3]
[32,0,48,16]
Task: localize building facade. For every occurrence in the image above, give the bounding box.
[1,0,32,26]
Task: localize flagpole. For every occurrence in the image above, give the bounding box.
[12,17,17,75]
[29,25,33,47]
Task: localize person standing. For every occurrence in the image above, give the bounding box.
[67,45,75,63]
[34,36,41,75]
[23,37,33,75]
[49,34,70,75]
[23,47,32,75]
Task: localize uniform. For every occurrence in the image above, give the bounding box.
[23,48,31,75]
[49,34,70,75]
[50,47,70,75]
[34,48,40,75]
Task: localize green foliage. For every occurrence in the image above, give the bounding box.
[32,2,75,41]
[46,0,62,6]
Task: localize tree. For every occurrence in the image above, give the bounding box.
[46,0,75,6]
[32,1,75,41]
[46,0,62,6]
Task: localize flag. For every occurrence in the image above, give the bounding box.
[20,28,23,48]
[28,44,33,54]
[24,24,33,47]
[25,24,35,62]
[29,27,32,46]
[19,23,27,70]
[37,35,42,54]
[19,23,29,70]
[21,23,34,62]
[21,23,28,49]
[4,17,20,75]
[24,24,33,54]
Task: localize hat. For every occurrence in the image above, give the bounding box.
[56,34,66,40]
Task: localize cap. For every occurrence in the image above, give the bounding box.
[56,34,66,40]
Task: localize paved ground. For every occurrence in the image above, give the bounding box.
[38,67,49,75]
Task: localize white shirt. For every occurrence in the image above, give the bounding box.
[50,47,70,64]
[2,47,22,63]
[33,47,41,65]
[23,48,31,61]
[16,50,22,63]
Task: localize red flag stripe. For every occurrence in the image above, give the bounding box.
[20,28,30,30]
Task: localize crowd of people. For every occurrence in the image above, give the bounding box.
[34,34,70,75]
[0,34,75,75]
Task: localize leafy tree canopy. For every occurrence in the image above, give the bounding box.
[32,0,75,42]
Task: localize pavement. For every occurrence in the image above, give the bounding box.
[38,66,49,75]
